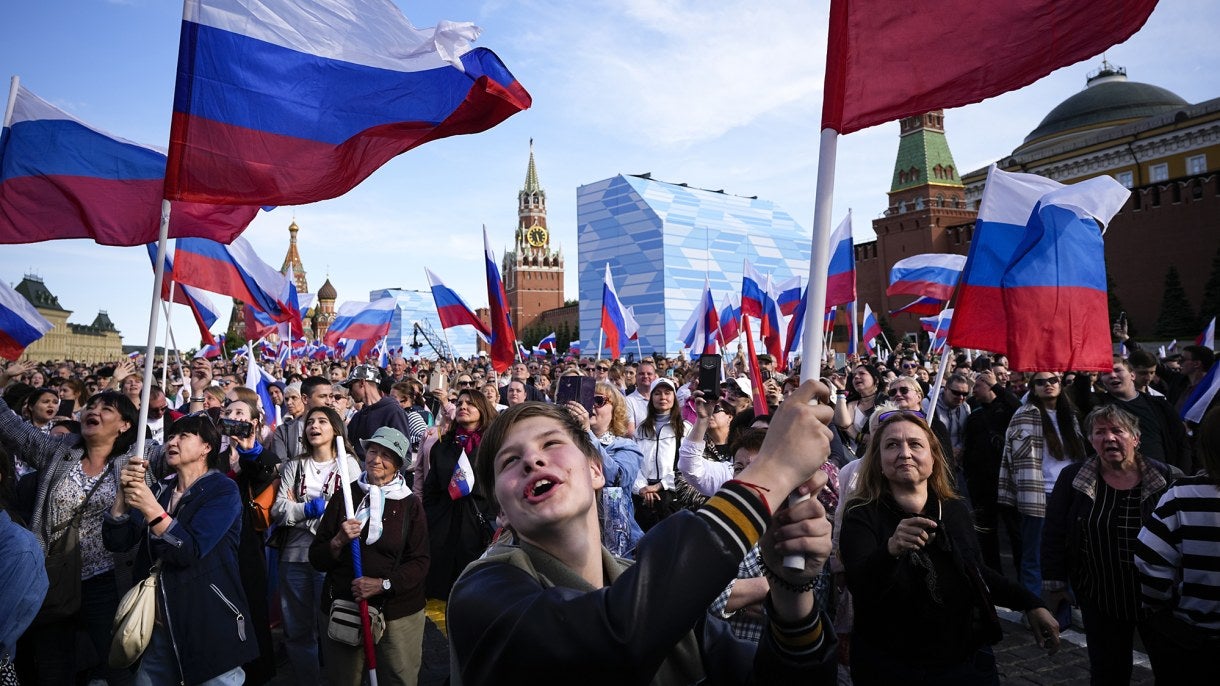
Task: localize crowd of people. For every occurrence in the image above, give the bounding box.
[0,333,1218,684]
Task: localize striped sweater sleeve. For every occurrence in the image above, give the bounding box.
[697,481,770,559]
[1135,480,1220,631]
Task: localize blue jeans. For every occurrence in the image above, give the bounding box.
[135,625,245,686]
[1018,513,1044,596]
[279,560,327,682]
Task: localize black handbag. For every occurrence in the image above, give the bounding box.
[34,470,107,625]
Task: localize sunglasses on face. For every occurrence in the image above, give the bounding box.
[947,389,969,398]
[457,380,472,387]
[596,366,609,372]
[887,387,915,396]
[592,395,609,408]
[1032,377,1061,387]
[902,363,919,369]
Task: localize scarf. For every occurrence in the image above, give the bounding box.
[455,426,482,459]
[354,472,410,544]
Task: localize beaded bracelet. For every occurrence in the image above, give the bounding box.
[759,557,818,593]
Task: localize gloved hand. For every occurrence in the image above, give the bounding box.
[303,496,327,519]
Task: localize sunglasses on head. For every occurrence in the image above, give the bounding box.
[875,408,927,423]
[592,395,609,408]
[1031,376,1061,387]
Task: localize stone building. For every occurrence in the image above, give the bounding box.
[13,275,123,363]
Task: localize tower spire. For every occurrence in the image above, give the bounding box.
[523,137,541,193]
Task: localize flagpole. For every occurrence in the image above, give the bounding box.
[799,129,839,382]
[925,345,955,426]
[598,327,605,363]
[848,301,859,360]
[160,282,177,390]
[133,201,171,464]
[3,76,18,134]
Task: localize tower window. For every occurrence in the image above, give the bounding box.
[1149,162,1169,183]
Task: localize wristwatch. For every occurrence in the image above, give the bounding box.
[381,578,392,593]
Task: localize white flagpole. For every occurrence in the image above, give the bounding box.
[598,328,605,363]
[925,345,955,425]
[160,282,177,390]
[3,76,19,134]
[798,129,839,382]
[133,201,171,463]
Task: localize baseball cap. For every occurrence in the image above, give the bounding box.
[727,376,753,400]
[360,426,411,467]
[342,364,381,387]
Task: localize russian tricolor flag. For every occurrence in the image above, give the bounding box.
[0,84,258,246]
[889,296,945,317]
[887,253,967,301]
[323,298,398,347]
[623,307,641,342]
[164,0,531,206]
[741,260,770,319]
[0,279,53,360]
[862,304,882,347]
[146,244,219,346]
[538,331,557,352]
[484,227,517,373]
[826,211,856,307]
[195,341,222,359]
[1197,317,1216,352]
[425,268,490,339]
[775,276,803,317]
[601,264,629,359]
[921,309,954,353]
[175,236,299,326]
[679,280,719,357]
[448,449,476,500]
[783,287,809,364]
[948,166,1128,372]
[719,294,741,343]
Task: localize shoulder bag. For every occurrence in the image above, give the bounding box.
[108,560,162,667]
[327,510,412,646]
[34,469,107,625]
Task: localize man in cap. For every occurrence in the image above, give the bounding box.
[345,364,426,463]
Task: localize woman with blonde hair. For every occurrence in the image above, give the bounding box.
[840,410,1058,684]
[567,382,644,557]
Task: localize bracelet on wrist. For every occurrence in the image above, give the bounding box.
[190,396,205,403]
[148,512,169,528]
[758,557,819,593]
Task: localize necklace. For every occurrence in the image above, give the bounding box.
[311,457,336,476]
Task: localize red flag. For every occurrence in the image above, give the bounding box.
[484,227,516,373]
[821,0,1158,134]
[742,314,770,417]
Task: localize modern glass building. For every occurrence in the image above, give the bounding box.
[370,288,479,359]
[577,174,811,357]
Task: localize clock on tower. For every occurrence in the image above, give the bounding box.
[527,224,548,247]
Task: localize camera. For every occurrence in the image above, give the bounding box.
[217,418,254,439]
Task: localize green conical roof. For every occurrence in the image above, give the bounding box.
[523,138,542,194]
[891,118,962,193]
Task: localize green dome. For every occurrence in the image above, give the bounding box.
[1024,74,1187,145]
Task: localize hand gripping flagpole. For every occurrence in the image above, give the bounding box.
[335,437,379,686]
[789,127,840,570]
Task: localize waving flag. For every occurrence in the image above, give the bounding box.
[921,309,954,353]
[164,0,531,205]
[823,305,837,334]
[784,287,809,364]
[862,304,882,346]
[760,275,785,369]
[538,332,557,353]
[948,167,1128,372]
[601,263,629,359]
[1182,362,1220,423]
[821,0,1158,135]
[244,347,279,430]
[887,253,966,301]
[274,341,290,368]
[0,279,53,360]
[623,307,641,342]
[826,212,855,307]
[243,303,278,341]
[146,244,219,346]
[741,314,769,416]
[741,259,770,319]
[195,341,221,359]
[775,276,803,317]
[484,226,516,372]
[889,295,945,317]
[0,84,259,246]
[678,280,719,357]
[175,236,299,325]
[323,298,398,347]
[718,294,741,343]
[1197,317,1216,352]
[425,268,490,338]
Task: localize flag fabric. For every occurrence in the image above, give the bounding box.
[760,276,785,368]
[425,268,491,338]
[948,167,1129,372]
[601,264,629,359]
[921,309,954,353]
[889,296,945,317]
[195,341,222,359]
[569,340,581,355]
[484,227,516,372]
[244,347,278,431]
[1167,339,1178,354]
[1197,317,1216,351]
[678,280,719,357]
[243,304,279,341]
[741,314,769,417]
[775,276,803,317]
[1182,361,1220,423]
[0,84,259,246]
[826,212,855,307]
[322,298,397,347]
[164,0,531,206]
[538,332,557,352]
[862,304,882,345]
[823,305,838,335]
[146,244,219,346]
[623,306,641,342]
[175,236,299,325]
[718,294,741,343]
[448,448,476,499]
[846,300,859,355]
[0,280,53,360]
[820,0,1158,134]
[784,287,809,364]
[274,341,290,368]
[887,253,967,301]
[741,260,769,319]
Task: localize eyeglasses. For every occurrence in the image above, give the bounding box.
[596,366,609,372]
[1031,377,1061,387]
[148,405,169,417]
[875,409,927,423]
[592,395,609,408]
[712,405,730,415]
[457,380,473,387]
[887,387,916,396]
[217,380,233,387]
[902,363,919,369]
[947,389,969,398]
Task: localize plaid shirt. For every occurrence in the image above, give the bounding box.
[997,403,1082,518]
[710,545,833,644]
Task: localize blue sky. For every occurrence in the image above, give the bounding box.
[2,0,1218,351]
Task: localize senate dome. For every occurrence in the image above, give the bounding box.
[1017,62,1189,154]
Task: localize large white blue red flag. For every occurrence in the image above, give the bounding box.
[484,227,517,372]
[887,253,966,302]
[164,0,531,205]
[826,212,855,307]
[323,298,398,347]
[0,279,53,360]
[775,276,803,317]
[425,268,490,339]
[601,263,629,359]
[146,244,219,346]
[538,331,557,352]
[175,236,300,327]
[0,84,259,246]
[948,167,1128,372]
[741,260,770,319]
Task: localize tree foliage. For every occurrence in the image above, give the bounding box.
[1154,266,1198,338]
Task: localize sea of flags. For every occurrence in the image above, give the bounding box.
[322,298,398,348]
